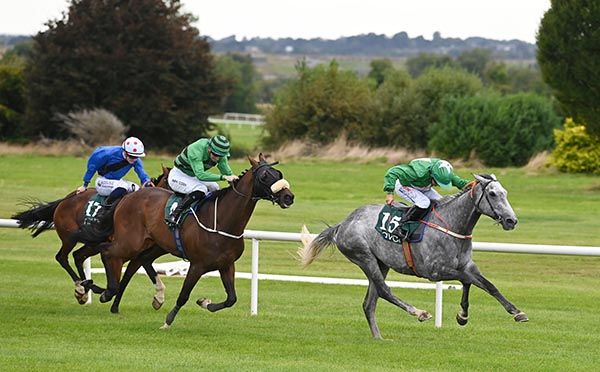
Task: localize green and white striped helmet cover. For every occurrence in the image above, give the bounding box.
[209,135,230,157]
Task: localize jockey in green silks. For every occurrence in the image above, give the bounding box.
[383,158,470,223]
[166,135,239,226]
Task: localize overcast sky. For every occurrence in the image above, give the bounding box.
[1,0,550,44]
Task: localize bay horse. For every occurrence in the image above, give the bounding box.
[11,168,171,306]
[77,154,294,328]
[299,174,528,339]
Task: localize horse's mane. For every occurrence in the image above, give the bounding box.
[206,168,252,200]
[436,174,495,206]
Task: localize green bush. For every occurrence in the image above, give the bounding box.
[262,60,373,147]
[552,118,600,174]
[0,64,25,140]
[430,93,561,166]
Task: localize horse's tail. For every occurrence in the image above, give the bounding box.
[11,193,74,237]
[298,224,340,268]
[71,198,120,245]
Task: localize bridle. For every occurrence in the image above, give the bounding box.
[229,161,287,203]
[251,162,285,202]
[472,179,502,223]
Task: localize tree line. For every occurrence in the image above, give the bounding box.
[0,0,598,172]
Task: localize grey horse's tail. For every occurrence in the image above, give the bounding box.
[298,224,340,267]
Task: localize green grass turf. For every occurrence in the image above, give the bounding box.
[1,155,599,370]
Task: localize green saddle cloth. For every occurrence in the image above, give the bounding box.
[83,194,109,225]
[164,194,200,230]
[375,204,422,244]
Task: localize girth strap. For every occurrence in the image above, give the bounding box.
[402,240,420,277]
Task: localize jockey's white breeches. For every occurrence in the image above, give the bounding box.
[394,180,442,208]
[95,176,140,196]
[167,166,220,195]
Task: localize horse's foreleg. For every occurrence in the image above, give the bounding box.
[200,263,237,312]
[466,267,528,322]
[161,264,203,329]
[362,262,389,340]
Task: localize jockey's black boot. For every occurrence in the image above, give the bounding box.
[401,205,429,223]
[96,187,127,221]
[104,187,128,206]
[166,190,205,226]
[399,205,429,240]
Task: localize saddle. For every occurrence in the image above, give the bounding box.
[164,193,214,230]
[374,203,431,244]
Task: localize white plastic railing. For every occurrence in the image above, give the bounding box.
[2,218,599,327]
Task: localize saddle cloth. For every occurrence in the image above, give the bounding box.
[164,193,216,230]
[374,204,430,244]
[83,194,108,226]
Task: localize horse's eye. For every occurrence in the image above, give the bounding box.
[489,191,497,197]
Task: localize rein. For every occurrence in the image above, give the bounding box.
[420,220,472,240]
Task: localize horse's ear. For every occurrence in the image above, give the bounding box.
[259,153,266,162]
[248,155,258,168]
[473,174,487,183]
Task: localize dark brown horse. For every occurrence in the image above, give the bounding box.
[78,154,294,327]
[11,169,171,306]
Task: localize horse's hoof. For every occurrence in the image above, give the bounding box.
[74,286,87,304]
[110,305,119,314]
[514,311,529,322]
[417,311,432,322]
[456,313,469,326]
[76,293,88,305]
[196,298,211,309]
[99,291,113,303]
[159,323,171,330]
[152,297,163,310]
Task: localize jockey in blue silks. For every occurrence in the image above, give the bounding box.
[76,137,154,205]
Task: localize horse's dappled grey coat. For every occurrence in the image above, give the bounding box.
[299,174,528,339]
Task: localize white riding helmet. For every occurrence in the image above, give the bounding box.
[122,136,146,157]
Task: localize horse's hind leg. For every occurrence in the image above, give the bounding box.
[54,241,87,304]
[363,262,389,340]
[110,246,167,314]
[456,282,471,326]
[198,263,237,312]
[465,265,528,322]
[162,264,204,329]
[73,244,105,294]
[55,242,80,282]
[350,254,431,324]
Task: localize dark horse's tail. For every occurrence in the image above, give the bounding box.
[71,197,122,245]
[298,224,340,267]
[11,192,75,237]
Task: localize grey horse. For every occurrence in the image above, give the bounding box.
[298,174,528,339]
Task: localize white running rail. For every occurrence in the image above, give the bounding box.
[2,218,600,327]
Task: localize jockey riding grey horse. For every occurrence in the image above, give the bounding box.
[299,174,528,339]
